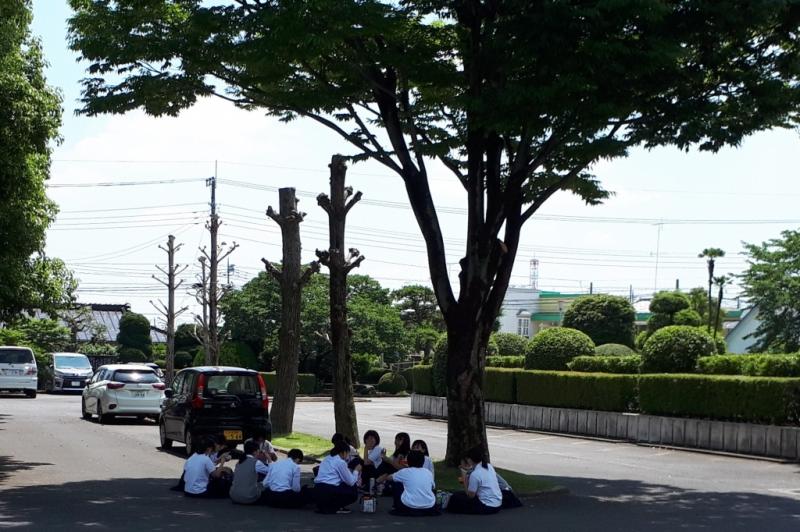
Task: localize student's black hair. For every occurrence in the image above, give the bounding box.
[407,450,425,469]
[393,432,411,458]
[466,445,489,469]
[363,430,380,446]
[197,436,215,454]
[252,427,268,440]
[241,440,259,462]
[288,448,304,462]
[329,441,351,457]
[331,432,345,444]
[411,439,430,456]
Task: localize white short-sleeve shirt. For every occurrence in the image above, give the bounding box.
[467,464,503,508]
[183,453,216,495]
[264,458,301,493]
[364,445,384,467]
[423,456,434,479]
[393,467,436,509]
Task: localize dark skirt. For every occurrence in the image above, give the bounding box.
[446,492,501,515]
[314,482,358,514]
[501,489,523,509]
[390,482,440,517]
[261,486,312,509]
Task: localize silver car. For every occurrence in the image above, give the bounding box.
[82,364,165,423]
[46,352,94,392]
[0,346,38,398]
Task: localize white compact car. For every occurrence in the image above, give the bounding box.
[47,352,94,392]
[82,364,165,423]
[0,346,38,398]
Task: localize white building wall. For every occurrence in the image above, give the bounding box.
[726,307,761,354]
[498,287,539,336]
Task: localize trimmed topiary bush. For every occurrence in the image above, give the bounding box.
[515,370,638,412]
[377,372,407,394]
[638,374,800,424]
[695,327,726,354]
[673,309,702,326]
[174,350,193,369]
[116,312,153,358]
[362,368,390,384]
[567,355,641,374]
[484,368,516,403]
[118,346,147,363]
[410,365,435,395]
[491,333,529,357]
[594,343,636,356]
[524,327,595,370]
[641,325,715,373]
[486,355,525,368]
[635,331,648,352]
[154,358,166,368]
[562,295,636,347]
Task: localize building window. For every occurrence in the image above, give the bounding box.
[517,318,530,337]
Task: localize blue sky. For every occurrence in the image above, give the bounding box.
[30,1,800,323]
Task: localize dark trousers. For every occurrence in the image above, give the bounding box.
[501,489,523,509]
[261,486,312,509]
[183,476,231,499]
[391,482,439,517]
[446,492,501,515]
[361,464,379,483]
[314,482,358,514]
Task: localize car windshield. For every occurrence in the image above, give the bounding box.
[54,356,91,369]
[112,370,160,383]
[0,349,34,364]
[204,375,258,397]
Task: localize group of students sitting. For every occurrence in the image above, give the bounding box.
[177,428,521,516]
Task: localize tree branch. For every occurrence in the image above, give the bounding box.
[317,193,332,215]
[261,258,282,282]
[345,191,363,214]
[315,249,331,267]
[299,261,320,286]
[266,205,283,226]
[345,255,366,274]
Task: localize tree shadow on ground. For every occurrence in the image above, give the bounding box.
[0,456,52,486]
[0,476,799,531]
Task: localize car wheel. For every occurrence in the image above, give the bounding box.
[97,402,112,424]
[81,398,92,420]
[24,389,37,399]
[159,418,173,449]
[184,430,194,457]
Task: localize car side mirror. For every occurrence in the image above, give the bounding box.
[164,389,174,398]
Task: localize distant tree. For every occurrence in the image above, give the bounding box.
[698,248,726,332]
[174,323,201,352]
[392,285,444,331]
[646,291,692,336]
[741,230,800,353]
[0,0,64,320]
[411,327,440,364]
[69,0,800,464]
[687,286,723,325]
[562,295,636,347]
[116,312,152,359]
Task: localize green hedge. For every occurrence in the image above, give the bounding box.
[400,368,414,391]
[594,343,636,356]
[410,365,435,396]
[260,372,318,395]
[484,368,516,403]
[567,355,641,374]
[361,368,390,384]
[516,371,638,412]
[377,372,407,394]
[696,354,800,377]
[639,374,800,424]
[486,355,525,368]
[524,327,595,370]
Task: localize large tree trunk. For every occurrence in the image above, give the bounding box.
[264,188,317,436]
[317,156,364,447]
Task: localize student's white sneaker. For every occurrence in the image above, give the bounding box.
[336,508,352,515]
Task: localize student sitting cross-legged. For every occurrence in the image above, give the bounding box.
[411,439,434,481]
[446,446,503,515]
[229,441,270,505]
[260,449,312,509]
[377,450,440,517]
[360,430,384,484]
[314,441,362,514]
[183,436,234,498]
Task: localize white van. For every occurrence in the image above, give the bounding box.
[47,352,94,392]
[0,346,38,398]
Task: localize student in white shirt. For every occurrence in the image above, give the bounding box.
[183,437,231,498]
[361,430,384,483]
[446,445,503,515]
[412,439,435,480]
[229,441,269,504]
[261,449,311,509]
[313,433,362,477]
[378,450,439,516]
[314,442,362,514]
[244,428,278,463]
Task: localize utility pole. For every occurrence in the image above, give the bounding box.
[316,155,364,446]
[202,162,238,365]
[151,235,188,384]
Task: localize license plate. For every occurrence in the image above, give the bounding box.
[71,381,80,387]
[3,369,21,376]
[224,430,243,441]
[133,391,146,398]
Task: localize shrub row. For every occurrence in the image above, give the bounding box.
[567,355,642,374]
[410,365,800,424]
[696,354,800,377]
[260,372,318,395]
[486,356,525,368]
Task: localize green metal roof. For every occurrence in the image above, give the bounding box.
[538,291,584,299]
[531,312,563,322]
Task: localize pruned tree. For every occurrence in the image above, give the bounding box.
[262,187,319,436]
[68,0,800,464]
[315,156,364,447]
[151,235,189,384]
[699,248,726,333]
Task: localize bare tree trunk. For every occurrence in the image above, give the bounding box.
[316,155,364,447]
[263,188,318,436]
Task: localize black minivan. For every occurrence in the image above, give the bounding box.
[159,366,271,455]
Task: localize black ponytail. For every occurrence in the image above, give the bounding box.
[466,445,489,469]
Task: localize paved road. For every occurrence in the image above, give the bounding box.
[1,394,799,531]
